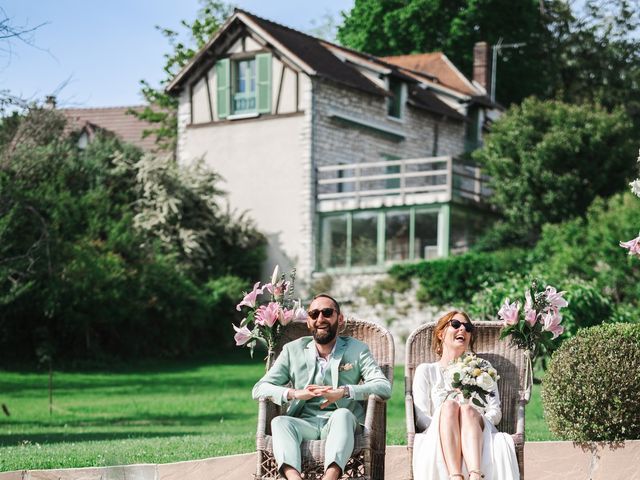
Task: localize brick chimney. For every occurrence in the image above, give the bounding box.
[473,42,492,94]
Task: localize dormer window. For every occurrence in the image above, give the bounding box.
[387,77,405,119]
[214,53,272,119]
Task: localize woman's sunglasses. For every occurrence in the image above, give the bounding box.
[448,319,474,332]
[307,307,336,320]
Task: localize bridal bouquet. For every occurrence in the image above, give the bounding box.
[497,280,568,359]
[232,265,307,358]
[445,354,500,408]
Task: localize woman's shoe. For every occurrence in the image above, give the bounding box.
[468,469,485,479]
[449,475,464,480]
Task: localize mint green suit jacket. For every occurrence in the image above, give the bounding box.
[252,336,392,424]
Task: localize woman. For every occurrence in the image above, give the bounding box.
[412,311,519,480]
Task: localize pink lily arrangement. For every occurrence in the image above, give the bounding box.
[620,149,640,258]
[232,265,306,357]
[497,280,569,359]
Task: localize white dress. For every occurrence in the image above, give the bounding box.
[412,362,520,480]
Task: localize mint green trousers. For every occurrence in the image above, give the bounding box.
[271,408,358,474]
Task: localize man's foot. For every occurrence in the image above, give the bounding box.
[281,464,303,480]
[322,462,342,480]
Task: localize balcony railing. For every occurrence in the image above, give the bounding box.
[316,156,491,212]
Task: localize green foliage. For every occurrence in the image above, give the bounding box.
[338,0,640,114]
[390,248,530,306]
[473,98,636,246]
[338,0,549,105]
[133,1,233,152]
[356,275,411,306]
[0,108,265,362]
[541,323,640,441]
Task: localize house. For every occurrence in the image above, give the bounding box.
[60,104,157,153]
[166,9,500,286]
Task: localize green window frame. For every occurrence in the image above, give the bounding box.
[215,53,271,119]
[317,205,449,272]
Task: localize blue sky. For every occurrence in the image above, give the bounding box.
[1,1,353,108]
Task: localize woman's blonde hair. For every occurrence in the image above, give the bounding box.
[432,310,476,356]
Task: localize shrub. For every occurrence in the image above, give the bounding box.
[389,248,531,305]
[541,323,640,441]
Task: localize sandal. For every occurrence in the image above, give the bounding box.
[449,475,464,480]
[469,470,485,479]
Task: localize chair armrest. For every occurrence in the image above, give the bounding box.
[257,396,281,439]
[405,394,416,450]
[363,393,387,430]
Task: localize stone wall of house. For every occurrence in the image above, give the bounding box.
[312,80,466,171]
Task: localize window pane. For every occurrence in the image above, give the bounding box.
[352,212,378,266]
[387,78,403,118]
[415,211,439,260]
[385,211,410,262]
[320,215,348,269]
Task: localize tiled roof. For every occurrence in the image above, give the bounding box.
[61,106,157,152]
[238,10,388,97]
[382,53,478,96]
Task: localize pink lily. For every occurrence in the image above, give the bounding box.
[255,302,281,328]
[542,311,564,339]
[236,282,263,311]
[524,308,538,326]
[544,286,568,310]
[498,298,520,326]
[232,324,252,346]
[620,234,640,257]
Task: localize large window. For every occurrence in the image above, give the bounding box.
[318,206,442,271]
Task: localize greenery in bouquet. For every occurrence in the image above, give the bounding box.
[497,280,568,360]
[445,354,500,408]
[232,265,306,357]
[619,148,640,258]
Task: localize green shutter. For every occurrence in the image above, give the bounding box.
[256,53,272,114]
[215,58,231,119]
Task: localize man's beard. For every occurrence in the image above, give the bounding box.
[312,323,338,345]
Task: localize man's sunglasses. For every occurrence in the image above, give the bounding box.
[449,319,474,332]
[307,307,336,320]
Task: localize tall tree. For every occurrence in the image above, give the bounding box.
[338,0,552,105]
[133,1,233,153]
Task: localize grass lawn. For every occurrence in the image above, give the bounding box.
[0,361,554,472]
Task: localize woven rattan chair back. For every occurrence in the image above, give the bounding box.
[404,320,530,479]
[256,318,394,480]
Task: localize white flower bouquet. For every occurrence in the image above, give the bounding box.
[445,353,500,408]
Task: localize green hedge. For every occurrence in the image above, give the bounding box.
[389,248,532,305]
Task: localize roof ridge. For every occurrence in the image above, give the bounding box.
[61,105,147,112]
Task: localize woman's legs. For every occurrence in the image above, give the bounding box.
[439,400,462,476]
[460,404,484,478]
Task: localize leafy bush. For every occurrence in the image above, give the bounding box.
[389,248,531,305]
[0,108,265,362]
[474,98,636,247]
[541,323,640,442]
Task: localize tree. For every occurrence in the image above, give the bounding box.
[472,98,636,247]
[0,107,265,362]
[133,1,233,153]
[337,0,553,105]
[337,0,640,113]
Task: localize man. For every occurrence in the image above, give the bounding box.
[252,294,392,480]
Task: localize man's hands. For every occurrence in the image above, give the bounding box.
[288,384,346,408]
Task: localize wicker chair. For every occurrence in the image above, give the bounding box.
[404,321,531,479]
[255,319,395,480]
